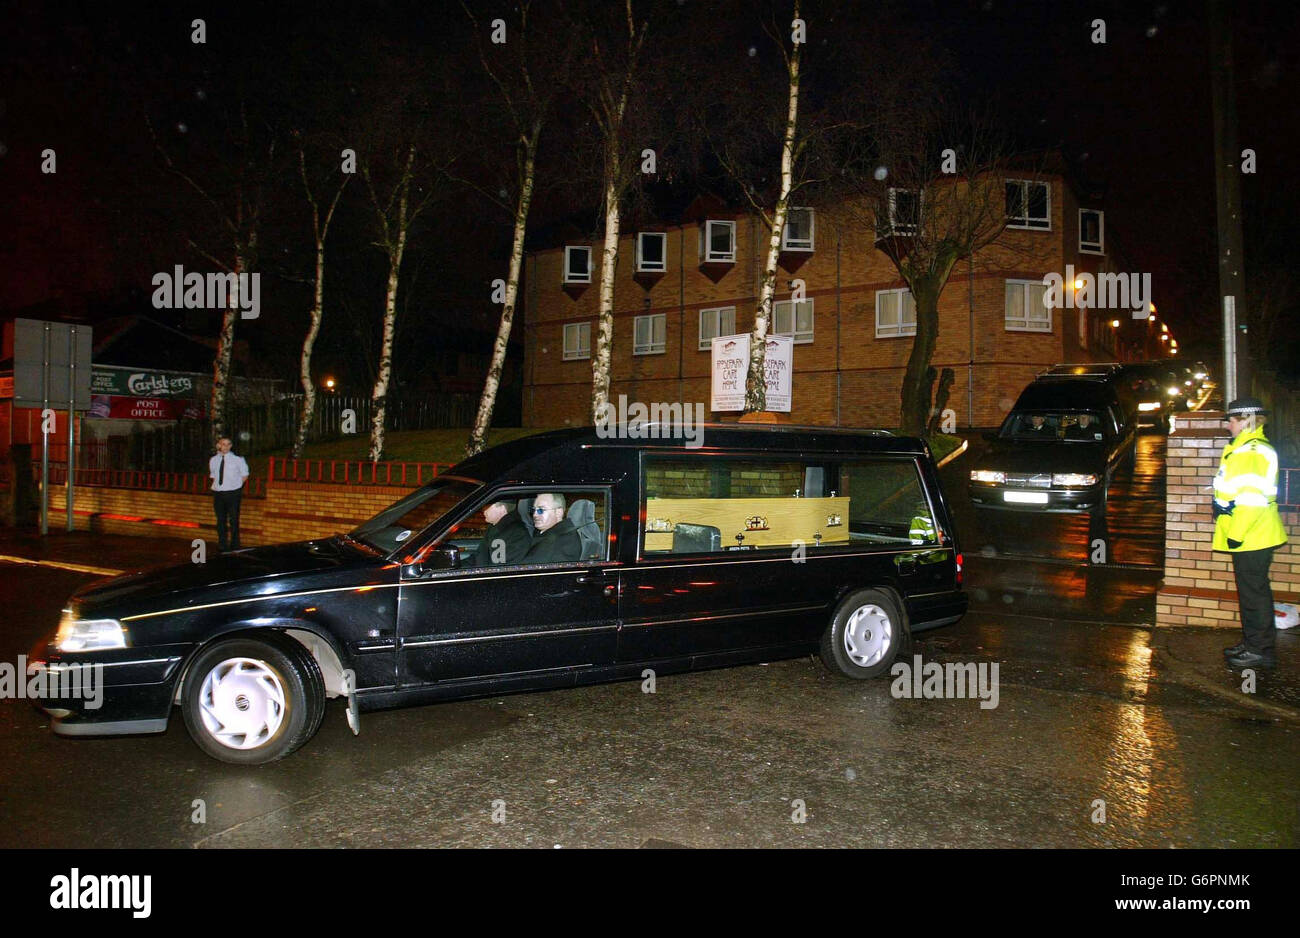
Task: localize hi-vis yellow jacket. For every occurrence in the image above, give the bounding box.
[1212,426,1288,552]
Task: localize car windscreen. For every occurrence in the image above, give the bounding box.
[349,477,481,553]
[1001,411,1109,441]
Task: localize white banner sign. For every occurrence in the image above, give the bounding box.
[710,333,793,412]
[763,334,793,412]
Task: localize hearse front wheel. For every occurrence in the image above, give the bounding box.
[820,588,909,679]
[181,634,325,765]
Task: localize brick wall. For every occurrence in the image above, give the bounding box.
[45,477,413,548]
[1156,411,1300,628]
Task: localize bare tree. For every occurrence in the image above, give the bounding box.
[697,0,828,413]
[578,0,652,422]
[837,108,1018,435]
[292,136,350,457]
[362,143,421,462]
[459,1,577,457]
[149,105,276,443]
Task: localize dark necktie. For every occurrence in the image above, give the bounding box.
[219,454,225,486]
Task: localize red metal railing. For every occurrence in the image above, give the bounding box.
[267,457,451,487]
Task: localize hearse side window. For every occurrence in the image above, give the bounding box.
[350,478,481,553]
[436,489,609,567]
[839,460,938,546]
[641,455,938,555]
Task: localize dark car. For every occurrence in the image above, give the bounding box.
[31,425,967,763]
[1036,362,1137,419]
[968,378,1137,516]
[1119,360,1190,431]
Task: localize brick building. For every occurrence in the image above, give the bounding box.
[522,159,1147,429]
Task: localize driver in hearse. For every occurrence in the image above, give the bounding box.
[472,499,533,566]
[521,493,583,564]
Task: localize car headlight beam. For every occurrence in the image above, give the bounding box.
[54,611,127,652]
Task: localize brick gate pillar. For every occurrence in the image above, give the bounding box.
[1157,410,1299,627]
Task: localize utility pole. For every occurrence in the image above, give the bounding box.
[1209,0,1248,400]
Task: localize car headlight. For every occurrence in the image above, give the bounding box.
[1052,473,1098,487]
[1138,402,1160,411]
[970,470,1005,484]
[1167,386,1181,396]
[54,610,127,652]
[1194,372,1207,380]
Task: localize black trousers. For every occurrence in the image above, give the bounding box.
[213,489,242,551]
[1231,546,1276,655]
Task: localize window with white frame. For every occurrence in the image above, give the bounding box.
[1005,179,1050,229]
[875,288,917,338]
[1079,209,1104,253]
[634,313,667,355]
[563,322,591,359]
[773,298,814,344]
[700,220,736,263]
[782,207,815,251]
[636,232,667,272]
[563,245,592,283]
[698,306,737,350]
[885,188,920,235]
[1005,280,1052,332]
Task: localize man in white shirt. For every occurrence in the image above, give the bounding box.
[209,437,250,551]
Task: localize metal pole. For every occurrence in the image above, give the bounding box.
[66,326,76,531]
[1223,296,1238,401]
[1209,0,1249,395]
[40,323,50,535]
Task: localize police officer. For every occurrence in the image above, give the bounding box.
[1213,398,1287,669]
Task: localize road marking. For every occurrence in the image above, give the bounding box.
[0,554,124,576]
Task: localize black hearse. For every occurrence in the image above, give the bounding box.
[33,425,966,763]
[968,377,1137,517]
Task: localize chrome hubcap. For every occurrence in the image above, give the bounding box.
[844,604,892,667]
[198,657,287,750]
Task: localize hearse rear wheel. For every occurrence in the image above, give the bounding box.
[181,634,325,765]
[820,588,909,680]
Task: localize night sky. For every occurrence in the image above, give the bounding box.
[2,0,1297,390]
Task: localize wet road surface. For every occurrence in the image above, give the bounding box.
[1,428,1296,848]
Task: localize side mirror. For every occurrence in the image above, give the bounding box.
[404,545,461,578]
[427,544,461,570]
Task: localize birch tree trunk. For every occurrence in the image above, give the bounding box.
[294,243,325,458]
[743,7,802,414]
[294,158,347,459]
[467,139,538,457]
[210,249,246,443]
[590,152,622,422]
[368,146,415,462]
